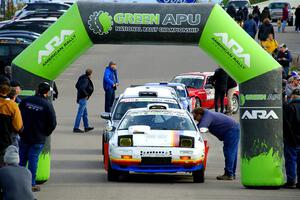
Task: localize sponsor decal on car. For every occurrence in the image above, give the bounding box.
[120,98,178,104]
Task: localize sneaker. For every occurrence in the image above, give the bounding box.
[216,174,234,180]
[282,182,296,189]
[73,128,84,133]
[85,127,94,132]
[32,185,41,192]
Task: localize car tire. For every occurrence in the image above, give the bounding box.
[102,133,105,155]
[231,95,239,114]
[193,168,205,183]
[195,98,201,108]
[107,162,120,182]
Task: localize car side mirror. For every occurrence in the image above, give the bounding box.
[204,84,213,89]
[101,112,111,120]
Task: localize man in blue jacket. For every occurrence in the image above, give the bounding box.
[243,14,257,38]
[19,82,57,192]
[192,107,240,180]
[103,61,119,112]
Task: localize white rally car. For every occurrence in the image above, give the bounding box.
[103,104,209,183]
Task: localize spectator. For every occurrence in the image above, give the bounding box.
[103,61,119,113]
[225,76,238,115]
[252,5,261,26]
[0,83,23,167]
[260,7,271,22]
[236,7,244,25]
[7,88,20,148]
[277,43,292,77]
[283,89,300,188]
[285,76,300,101]
[211,68,228,113]
[19,82,57,192]
[192,108,240,180]
[226,4,236,19]
[73,69,94,133]
[242,7,249,21]
[0,66,12,82]
[243,14,257,38]
[0,145,35,200]
[295,5,300,32]
[10,80,22,104]
[282,3,289,33]
[258,18,275,41]
[261,33,278,57]
[277,19,282,32]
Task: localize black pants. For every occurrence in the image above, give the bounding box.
[105,89,115,112]
[215,89,226,113]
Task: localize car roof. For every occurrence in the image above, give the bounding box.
[123,86,176,98]
[145,82,186,87]
[176,72,214,77]
[0,30,40,36]
[16,18,57,22]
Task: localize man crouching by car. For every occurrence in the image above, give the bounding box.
[192,107,240,180]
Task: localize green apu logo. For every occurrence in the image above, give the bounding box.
[88,11,201,34]
[88,11,113,35]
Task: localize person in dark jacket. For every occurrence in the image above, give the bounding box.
[260,7,271,22]
[73,69,94,133]
[258,18,275,41]
[226,4,236,19]
[192,108,240,180]
[252,5,261,26]
[242,7,249,21]
[211,68,228,113]
[243,14,257,38]
[295,5,300,32]
[19,82,57,192]
[236,7,244,23]
[103,61,119,112]
[283,89,300,188]
[282,3,289,33]
[0,83,23,167]
[277,43,292,77]
[0,145,35,199]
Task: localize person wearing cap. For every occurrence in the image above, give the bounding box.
[10,80,22,104]
[103,61,119,112]
[277,43,292,77]
[19,82,57,192]
[283,89,300,188]
[0,145,35,199]
[192,107,240,180]
[73,69,94,133]
[0,83,23,167]
[285,75,300,101]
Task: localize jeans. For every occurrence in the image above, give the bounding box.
[105,89,115,112]
[284,143,300,184]
[223,125,240,177]
[282,20,287,31]
[74,98,89,129]
[283,66,290,77]
[19,140,44,186]
[215,89,226,113]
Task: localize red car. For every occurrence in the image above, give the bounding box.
[171,72,239,113]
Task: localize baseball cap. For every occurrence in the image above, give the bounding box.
[279,43,287,48]
[38,82,53,94]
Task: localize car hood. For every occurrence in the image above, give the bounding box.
[117,130,198,147]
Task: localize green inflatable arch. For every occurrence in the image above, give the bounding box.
[12,1,284,187]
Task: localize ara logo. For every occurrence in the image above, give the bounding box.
[241,110,279,120]
[38,30,74,64]
[214,33,250,67]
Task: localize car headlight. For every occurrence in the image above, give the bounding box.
[118,135,133,147]
[180,136,194,148]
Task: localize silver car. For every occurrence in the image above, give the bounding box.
[269,2,293,26]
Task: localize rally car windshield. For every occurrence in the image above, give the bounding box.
[112,99,180,120]
[118,112,196,131]
[172,76,204,89]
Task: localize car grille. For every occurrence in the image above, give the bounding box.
[141,157,172,165]
[140,150,172,157]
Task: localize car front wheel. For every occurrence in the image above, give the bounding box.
[231,95,239,114]
[193,168,205,183]
[195,98,201,108]
[107,162,120,182]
